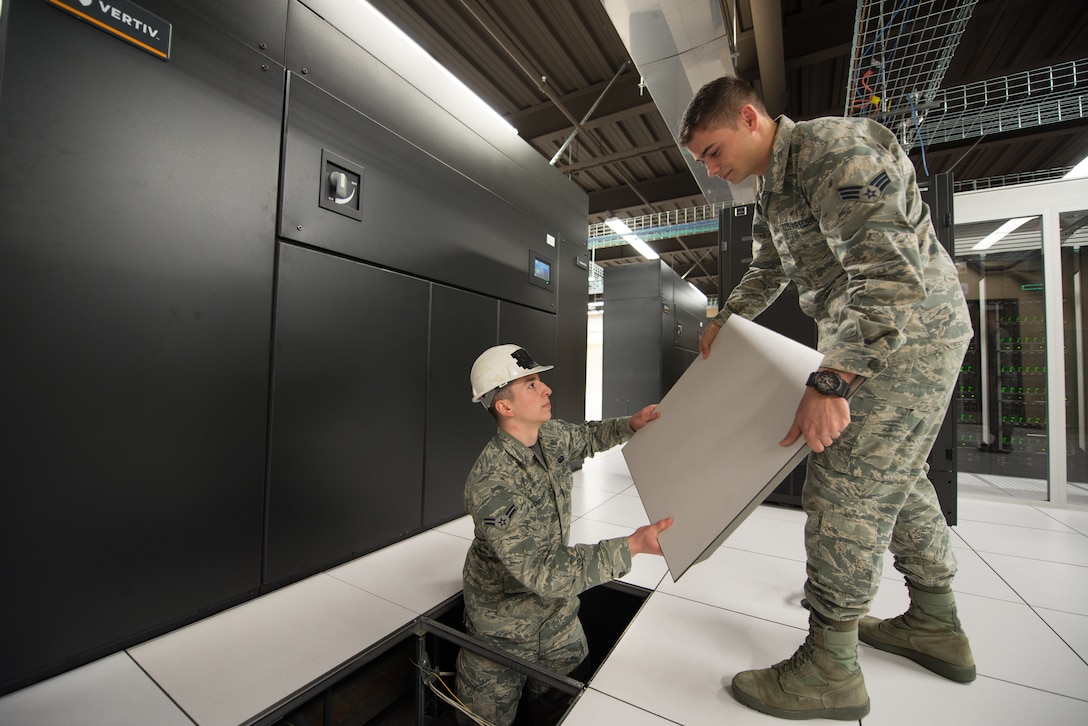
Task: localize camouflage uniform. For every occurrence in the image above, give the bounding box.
[715,116,973,623]
[456,418,635,726]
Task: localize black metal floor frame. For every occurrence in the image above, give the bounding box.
[246,588,615,726]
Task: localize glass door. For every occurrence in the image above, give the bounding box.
[1059,209,1088,506]
[953,215,1048,500]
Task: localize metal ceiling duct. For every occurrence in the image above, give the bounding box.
[601,0,756,206]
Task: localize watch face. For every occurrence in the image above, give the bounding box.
[813,371,843,395]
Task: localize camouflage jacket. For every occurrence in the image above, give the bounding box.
[462,418,634,619]
[719,116,972,377]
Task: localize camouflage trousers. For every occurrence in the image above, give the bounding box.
[802,341,969,623]
[455,596,588,726]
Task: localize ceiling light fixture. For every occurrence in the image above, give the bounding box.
[605,217,659,260]
[1063,155,1088,180]
[972,217,1034,252]
[361,1,518,135]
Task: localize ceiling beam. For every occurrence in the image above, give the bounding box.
[588,173,704,215]
[505,70,650,139]
[523,100,660,146]
[556,139,678,173]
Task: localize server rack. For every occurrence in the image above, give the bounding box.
[918,172,960,524]
[602,261,707,417]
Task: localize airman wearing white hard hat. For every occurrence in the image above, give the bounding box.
[469,344,553,408]
[456,343,672,726]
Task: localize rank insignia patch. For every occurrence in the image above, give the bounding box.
[484,504,517,528]
[838,170,891,202]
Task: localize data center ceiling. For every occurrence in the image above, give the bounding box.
[365,0,1088,301]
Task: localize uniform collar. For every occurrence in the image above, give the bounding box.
[762,115,796,197]
[495,426,545,467]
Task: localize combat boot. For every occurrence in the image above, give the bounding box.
[731,624,870,721]
[858,585,975,683]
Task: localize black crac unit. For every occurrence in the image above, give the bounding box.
[718,181,959,524]
[918,172,959,525]
[602,261,707,417]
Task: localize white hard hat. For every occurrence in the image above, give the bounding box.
[470,344,553,407]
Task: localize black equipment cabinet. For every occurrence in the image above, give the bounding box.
[0,0,281,693]
[423,287,500,528]
[0,0,590,696]
[918,172,960,525]
[266,245,431,584]
[718,205,817,507]
[602,261,707,417]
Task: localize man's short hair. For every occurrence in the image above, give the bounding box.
[487,384,516,420]
[678,76,766,145]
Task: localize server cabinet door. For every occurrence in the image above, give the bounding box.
[0,0,280,694]
[667,274,707,394]
[601,297,665,418]
[423,286,499,526]
[266,244,430,584]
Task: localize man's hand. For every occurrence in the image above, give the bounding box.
[699,320,721,358]
[780,386,851,453]
[628,404,661,432]
[628,517,674,556]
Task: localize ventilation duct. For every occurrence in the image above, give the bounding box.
[602,0,756,206]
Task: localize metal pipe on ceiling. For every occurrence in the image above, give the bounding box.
[550,60,630,165]
[455,0,656,210]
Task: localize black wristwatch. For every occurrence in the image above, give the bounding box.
[806,370,850,397]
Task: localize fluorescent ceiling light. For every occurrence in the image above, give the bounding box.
[626,237,660,261]
[361,1,518,135]
[1064,155,1088,180]
[605,217,660,260]
[972,217,1034,251]
[605,217,635,236]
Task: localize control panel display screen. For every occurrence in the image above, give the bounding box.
[528,251,555,291]
[533,257,551,285]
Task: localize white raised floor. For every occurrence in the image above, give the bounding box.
[2,446,1087,725]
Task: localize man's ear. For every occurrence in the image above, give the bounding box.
[494,397,515,418]
[739,103,759,130]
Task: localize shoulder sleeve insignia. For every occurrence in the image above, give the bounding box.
[483,504,517,528]
[838,170,891,202]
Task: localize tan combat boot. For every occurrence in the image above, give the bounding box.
[731,624,870,721]
[858,585,976,683]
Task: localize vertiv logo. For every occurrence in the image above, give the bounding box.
[48,0,172,60]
